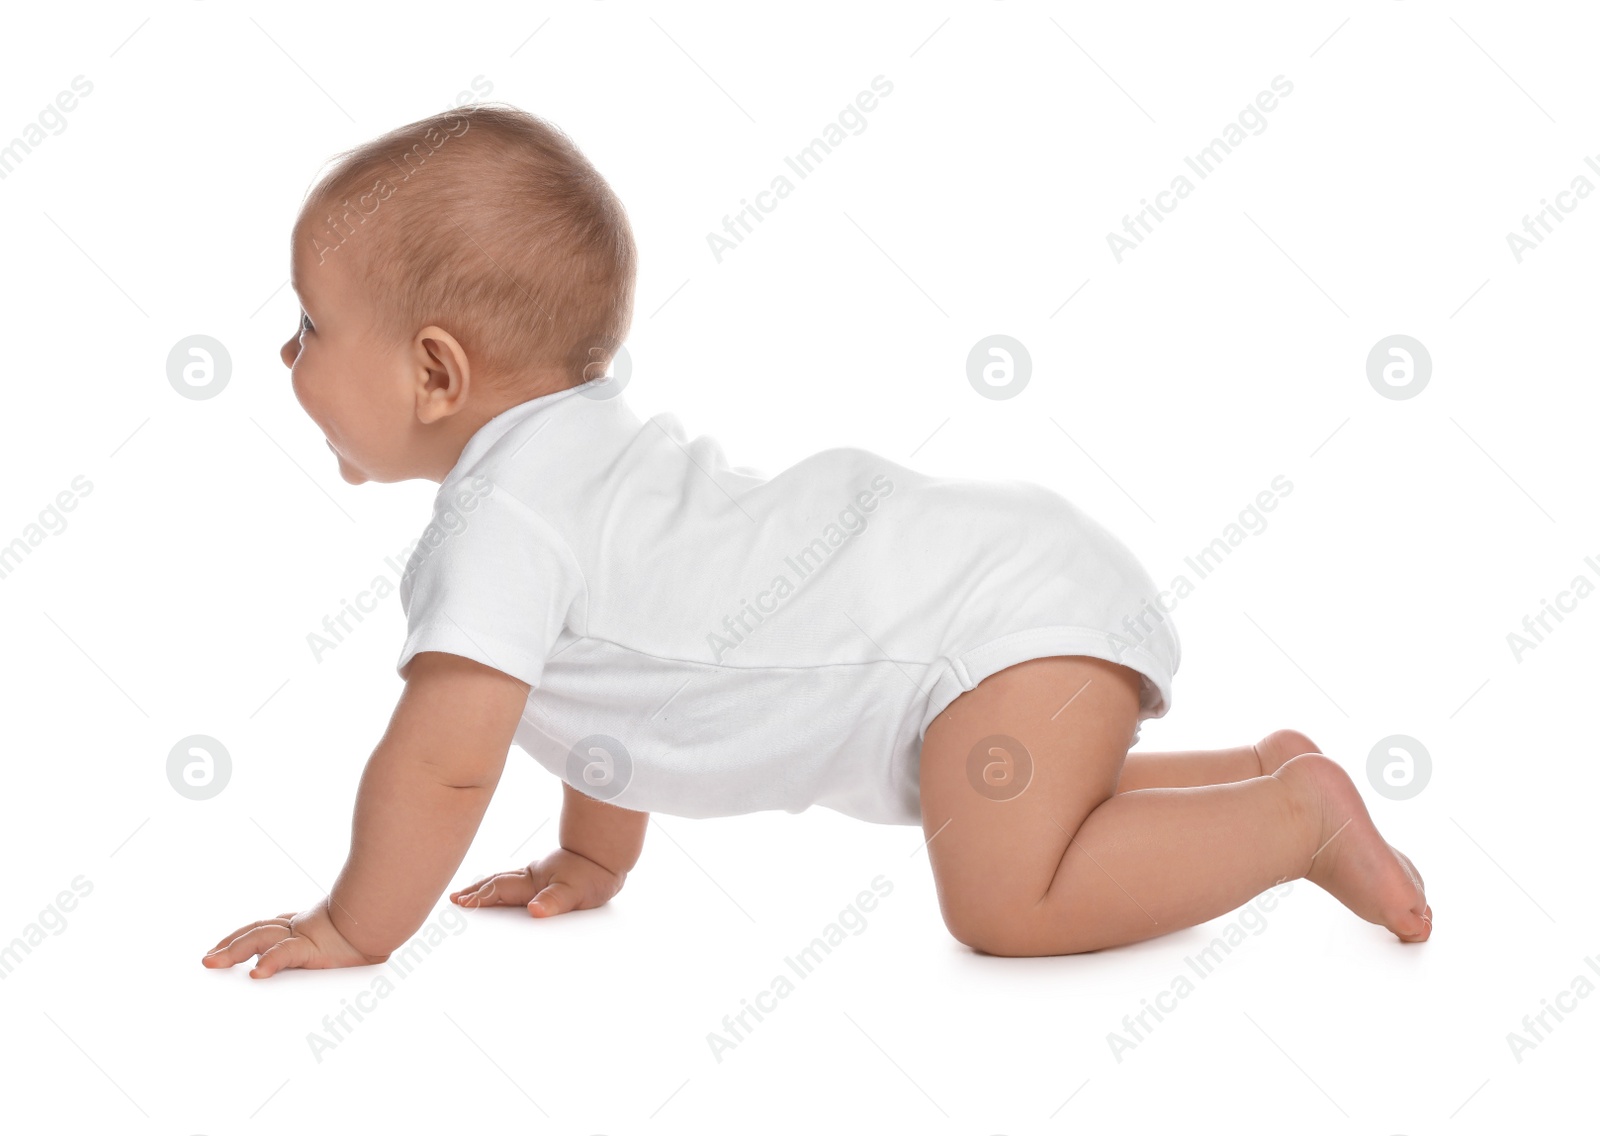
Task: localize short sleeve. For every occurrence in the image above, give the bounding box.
[396,478,584,688]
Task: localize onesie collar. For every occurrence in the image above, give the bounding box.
[440,375,617,487]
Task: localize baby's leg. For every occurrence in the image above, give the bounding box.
[919,656,1430,956]
[1115,728,1320,792]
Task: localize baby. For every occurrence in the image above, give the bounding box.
[204,105,1429,978]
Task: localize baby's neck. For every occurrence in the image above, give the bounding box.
[418,373,577,483]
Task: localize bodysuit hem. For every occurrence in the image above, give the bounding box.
[916,624,1176,748]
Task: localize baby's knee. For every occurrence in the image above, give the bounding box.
[1265,727,1319,758]
[1256,727,1322,775]
[942,904,1025,956]
[939,896,1083,957]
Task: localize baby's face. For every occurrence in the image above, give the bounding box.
[279,234,420,485]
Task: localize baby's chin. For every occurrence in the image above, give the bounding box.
[329,444,370,485]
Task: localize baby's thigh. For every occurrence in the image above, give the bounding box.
[918,655,1143,937]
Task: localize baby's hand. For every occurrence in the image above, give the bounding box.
[451,848,625,917]
[201,897,388,978]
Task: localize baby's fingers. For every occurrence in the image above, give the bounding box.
[250,935,315,979]
[205,913,294,955]
[452,869,537,908]
[203,924,289,969]
[527,881,580,917]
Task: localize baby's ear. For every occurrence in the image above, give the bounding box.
[413,325,471,424]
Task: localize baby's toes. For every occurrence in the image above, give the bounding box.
[1396,902,1432,942]
[1388,847,1432,940]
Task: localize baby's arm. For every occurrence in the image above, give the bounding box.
[325,649,530,952]
[202,649,527,977]
[452,780,648,916]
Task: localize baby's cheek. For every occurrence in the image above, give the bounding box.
[289,369,315,412]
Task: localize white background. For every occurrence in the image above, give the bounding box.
[1,1,1595,1132]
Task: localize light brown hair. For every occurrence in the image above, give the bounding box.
[296,104,636,390]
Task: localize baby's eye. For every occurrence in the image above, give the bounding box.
[299,312,313,335]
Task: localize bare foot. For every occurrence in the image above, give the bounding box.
[1253,728,1322,776]
[1274,753,1432,942]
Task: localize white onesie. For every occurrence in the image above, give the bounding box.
[397,376,1180,826]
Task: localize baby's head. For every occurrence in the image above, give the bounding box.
[279,104,636,484]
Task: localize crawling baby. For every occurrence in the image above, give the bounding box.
[204,105,1429,978]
